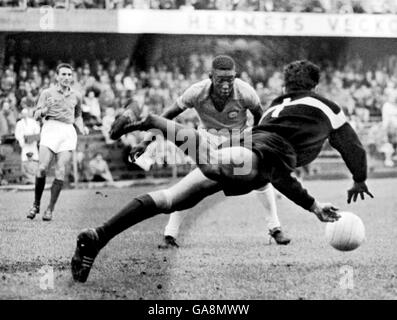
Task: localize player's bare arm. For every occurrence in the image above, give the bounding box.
[74,116,88,135]
[161,101,185,120]
[74,93,88,135]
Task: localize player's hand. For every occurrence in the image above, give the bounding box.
[45,97,57,108]
[347,181,374,204]
[129,142,149,161]
[33,107,48,120]
[310,201,340,223]
[33,110,41,120]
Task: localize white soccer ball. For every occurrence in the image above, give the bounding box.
[325,211,365,251]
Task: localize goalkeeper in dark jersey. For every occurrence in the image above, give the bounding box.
[71,60,373,283]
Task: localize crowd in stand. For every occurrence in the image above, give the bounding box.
[1,50,397,183]
[1,0,397,14]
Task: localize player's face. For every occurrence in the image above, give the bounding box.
[211,69,236,99]
[57,67,73,87]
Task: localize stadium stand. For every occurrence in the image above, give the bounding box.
[1,4,397,184]
[1,0,397,13]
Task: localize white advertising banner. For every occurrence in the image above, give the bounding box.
[118,10,397,38]
[0,8,118,32]
[1,9,397,37]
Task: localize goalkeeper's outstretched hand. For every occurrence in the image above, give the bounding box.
[347,181,374,204]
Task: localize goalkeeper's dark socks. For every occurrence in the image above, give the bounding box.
[95,194,160,248]
[48,179,64,211]
[34,175,46,207]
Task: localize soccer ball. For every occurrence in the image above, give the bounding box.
[325,211,365,251]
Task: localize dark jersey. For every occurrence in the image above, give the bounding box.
[239,90,367,210]
[256,91,351,165]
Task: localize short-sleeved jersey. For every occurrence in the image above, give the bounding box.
[36,85,82,125]
[176,78,262,135]
[254,90,347,166]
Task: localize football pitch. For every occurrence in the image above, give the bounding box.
[0,178,396,300]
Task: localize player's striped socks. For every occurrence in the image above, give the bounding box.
[95,194,159,248]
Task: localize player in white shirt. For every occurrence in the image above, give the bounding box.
[129,56,291,248]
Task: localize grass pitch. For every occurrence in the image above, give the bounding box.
[0,178,396,299]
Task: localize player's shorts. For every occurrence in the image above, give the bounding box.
[219,130,297,196]
[249,130,297,172]
[40,120,77,153]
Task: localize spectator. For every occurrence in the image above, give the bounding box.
[254,82,268,108]
[14,108,41,184]
[82,89,102,128]
[382,90,397,155]
[0,165,8,186]
[366,122,395,168]
[0,100,17,136]
[19,89,37,111]
[0,151,6,185]
[74,144,92,182]
[21,152,39,184]
[101,107,117,145]
[88,152,114,183]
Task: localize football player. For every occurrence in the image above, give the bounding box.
[130,55,290,248]
[27,63,88,221]
[71,60,373,283]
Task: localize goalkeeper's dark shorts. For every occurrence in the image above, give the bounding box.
[218,130,297,196]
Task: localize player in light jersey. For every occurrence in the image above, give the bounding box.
[27,63,88,221]
[130,55,291,248]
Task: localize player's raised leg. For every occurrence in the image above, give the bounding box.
[110,113,250,173]
[110,113,207,162]
[253,184,291,245]
[27,146,54,219]
[71,168,222,282]
[71,141,263,282]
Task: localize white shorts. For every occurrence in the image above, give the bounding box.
[40,120,77,153]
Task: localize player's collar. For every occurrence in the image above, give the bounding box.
[56,84,72,96]
[275,90,314,102]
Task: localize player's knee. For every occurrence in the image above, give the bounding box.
[148,190,173,213]
[54,167,66,180]
[200,164,222,181]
